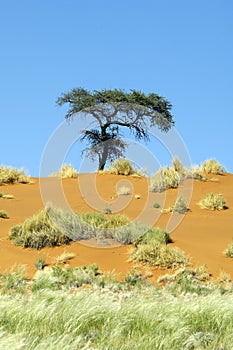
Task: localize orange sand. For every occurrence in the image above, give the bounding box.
[0,173,232,281]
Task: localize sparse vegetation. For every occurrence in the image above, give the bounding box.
[0,166,30,185]
[201,159,224,174]
[117,186,131,195]
[198,193,226,210]
[0,210,8,219]
[49,164,78,178]
[0,192,14,199]
[104,207,112,214]
[173,196,189,214]
[224,242,233,258]
[35,258,46,271]
[153,202,160,208]
[106,158,135,175]
[56,252,76,265]
[150,166,180,192]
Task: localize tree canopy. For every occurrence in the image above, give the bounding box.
[57,88,174,170]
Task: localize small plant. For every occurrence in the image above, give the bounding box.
[198,193,226,210]
[0,166,30,184]
[35,258,46,271]
[150,166,180,192]
[125,269,143,286]
[201,159,224,174]
[56,252,75,265]
[50,164,78,178]
[153,202,160,208]
[104,207,112,214]
[173,196,188,214]
[0,192,14,199]
[0,210,8,218]
[224,242,233,258]
[106,158,135,176]
[117,186,131,195]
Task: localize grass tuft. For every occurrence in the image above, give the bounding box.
[198,193,226,210]
[49,164,78,178]
[201,159,224,174]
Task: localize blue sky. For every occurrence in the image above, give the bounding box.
[1,0,233,176]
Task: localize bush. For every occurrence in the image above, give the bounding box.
[134,227,172,246]
[35,258,46,271]
[106,158,135,176]
[9,206,71,249]
[201,159,224,174]
[132,242,188,269]
[49,164,78,178]
[150,166,180,192]
[153,202,160,208]
[173,196,188,214]
[0,210,8,219]
[117,186,131,195]
[224,243,233,258]
[198,193,226,210]
[0,166,30,185]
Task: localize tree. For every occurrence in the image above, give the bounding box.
[57,88,174,170]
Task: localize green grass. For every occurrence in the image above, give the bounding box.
[0,210,8,219]
[198,193,227,210]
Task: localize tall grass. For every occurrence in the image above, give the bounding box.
[0,287,233,349]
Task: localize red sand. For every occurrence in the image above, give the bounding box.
[0,173,233,281]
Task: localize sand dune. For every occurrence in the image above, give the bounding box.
[0,173,232,281]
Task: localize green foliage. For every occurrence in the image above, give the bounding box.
[9,206,70,249]
[104,207,112,214]
[134,227,172,246]
[0,166,30,185]
[201,159,224,174]
[153,202,160,208]
[173,196,188,214]
[198,193,226,210]
[35,258,46,271]
[57,88,174,170]
[0,210,8,218]
[224,242,233,258]
[132,242,188,268]
[0,267,27,294]
[49,164,78,178]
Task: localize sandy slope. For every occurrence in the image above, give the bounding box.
[0,173,232,281]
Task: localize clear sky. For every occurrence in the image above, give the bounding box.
[1,0,233,176]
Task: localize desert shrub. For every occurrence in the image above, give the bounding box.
[35,258,46,271]
[104,207,112,214]
[0,166,30,185]
[134,227,172,246]
[173,196,188,214]
[190,165,206,181]
[0,267,27,294]
[153,202,160,208]
[150,166,180,192]
[0,193,14,199]
[132,242,188,269]
[49,164,78,178]
[56,252,75,265]
[124,269,144,286]
[198,193,226,210]
[0,210,8,219]
[9,206,71,249]
[224,243,233,258]
[106,158,135,175]
[112,221,150,244]
[201,159,224,174]
[117,186,131,195]
[172,157,189,178]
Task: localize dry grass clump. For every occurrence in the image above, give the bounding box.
[224,242,233,258]
[106,158,135,175]
[198,193,226,211]
[0,166,30,185]
[56,252,76,265]
[9,206,71,249]
[49,164,78,178]
[131,226,187,269]
[117,186,131,195]
[150,166,180,192]
[200,159,224,174]
[0,210,8,219]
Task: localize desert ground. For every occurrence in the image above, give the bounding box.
[0,172,232,281]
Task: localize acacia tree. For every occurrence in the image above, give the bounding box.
[57,88,174,170]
